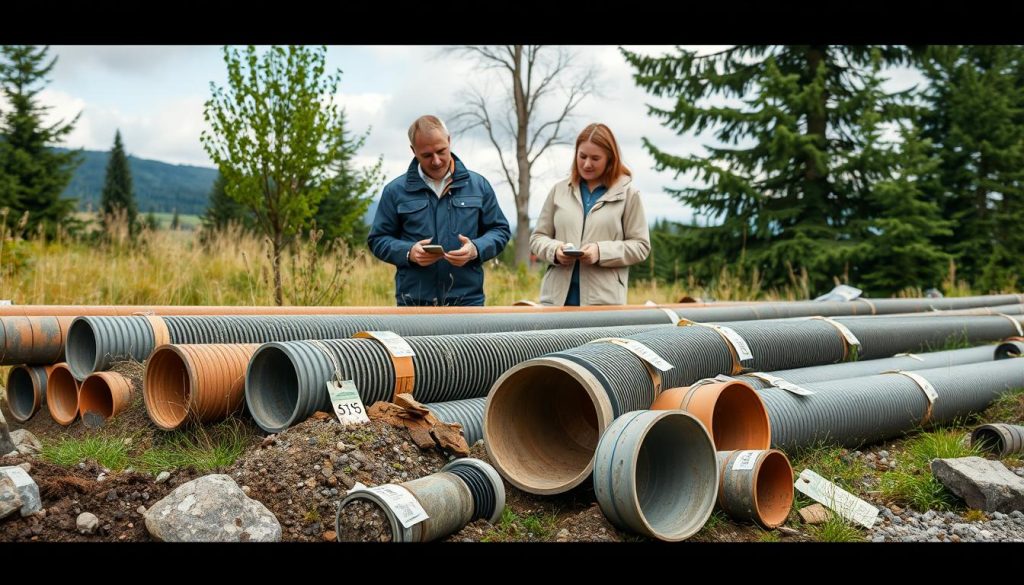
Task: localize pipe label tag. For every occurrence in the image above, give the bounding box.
[644,300,681,324]
[893,352,924,362]
[350,483,429,528]
[808,317,861,347]
[327,380,369,425]
[747,372,815,396]
[996,313,1024,337]
[0,300,11,306]
[355,331,415,358]
[885,370,939,404]
[795,469,879,529]
[707,325,754,361]
[591,338,674,372]
[732,450,759,471]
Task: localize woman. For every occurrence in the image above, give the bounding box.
[530,123,650,306]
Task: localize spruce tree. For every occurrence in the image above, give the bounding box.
[622,45,919,294]
[0,45,80,236]
[313,120,381,248]
[100,129,137,235]
[201,172,255,232]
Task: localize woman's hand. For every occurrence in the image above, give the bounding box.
[555,243,575,265]
[580,243,600,265]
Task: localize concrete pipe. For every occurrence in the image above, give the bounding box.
[971,423,1024,458]
[78,371,134,427]
[651,379,771,450]
[4,365,53,422]
[593,410,718,541]
[45,363,80,426]
[144,343,259,431]
[335,458,503,542]
[715,449,794,528]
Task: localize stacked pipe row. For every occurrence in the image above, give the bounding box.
[760,358,1024,452]
[66,310,677,380]
[242,324,670,433]
[483,314,1024,494]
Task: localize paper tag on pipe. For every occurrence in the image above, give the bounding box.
[794,469,879,529]
[707,325,754,362]
[747,372,815,396]
[348,483,429,528]
[732,450,759,471]
[590,338,674,372]
[996,313,1024,337]
[644,300,681,325]
[808,316,861,347]
[354,330,415,358]
[327,380,369,425]
[0,300,11,306]
[884,370,938,404]
[893,352,924,362]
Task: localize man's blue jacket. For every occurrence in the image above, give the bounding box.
[367,154,511,306]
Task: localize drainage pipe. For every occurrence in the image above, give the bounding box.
[650,379,771,450]
[78,371,134,427]
[715,449,794,528]
[592,410,718,541]
[971,423,1024,458]
[0,316,74,365]
[424,398,486,446]
[45,363,80,426]
[4,365,53,422]
[335,458,503,542]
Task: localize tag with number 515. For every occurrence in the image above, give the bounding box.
[327,380,369,425]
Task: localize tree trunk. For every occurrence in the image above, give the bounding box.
[272,232,284,306]
[512,45,533,268]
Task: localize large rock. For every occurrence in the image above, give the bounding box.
[931,456,1024,513]
[0,466,41,516]
[9,430,41,456]
[144,474,281,542]
[0,474,23,520]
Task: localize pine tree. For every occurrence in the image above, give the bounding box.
[313,120,382,248]
[201,172,255,232]
[919,45,1024,290]
[0,45,80,236]
[622,45,918,294]
[100,130,137,235]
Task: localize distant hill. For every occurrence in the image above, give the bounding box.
[59,148,218,216]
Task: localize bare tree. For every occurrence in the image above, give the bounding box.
[447,45,595,267]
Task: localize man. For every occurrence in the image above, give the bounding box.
[368,115,511,306]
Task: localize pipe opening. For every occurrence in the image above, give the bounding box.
[486,363,601,493]
[246,345,300,433]
[6,366,38,421]
[971,427,1003,454]
[145,347,191,430]
[712,384,772,450]
[66,319,98,380]
[47,365,79,425]
[753,451,794,528]
[79,375,115,419]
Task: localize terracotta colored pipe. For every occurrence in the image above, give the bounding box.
[5,364,54,422]
[0,316,74,365]
[716,449,794,528]
[46,363,80,426]
[78,371,134,426]
[0,303,727,318]
[651,379,771,450]
[144,343,259,431]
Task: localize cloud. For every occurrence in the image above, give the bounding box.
[52,45,211,80]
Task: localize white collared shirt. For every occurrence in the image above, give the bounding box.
[417,164,452,198]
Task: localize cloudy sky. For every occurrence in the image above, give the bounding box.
[39,45,924,226]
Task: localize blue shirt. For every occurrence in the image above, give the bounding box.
[564,182,607,306]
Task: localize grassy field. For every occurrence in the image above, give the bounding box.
[0,224,833,307]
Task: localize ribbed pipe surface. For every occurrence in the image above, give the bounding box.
[739,345,1000,390]
[837,315,1022,360]
[761,359,1024,451]
[425,398,486,446]
[971,423,1024,457]
[144,344,260,431]
[245,324,667,434]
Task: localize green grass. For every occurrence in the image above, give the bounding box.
[694,509,729,538]
[137,419,254,473]
[879,429,981,511]
[40,418,253,474]
[789,442,871,494]
[811,511,865,542]
[757,528,781,542]
[977,387,1024,425]
[42,436,132,471]
[481,507,558,542]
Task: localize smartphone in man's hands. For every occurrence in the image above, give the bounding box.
[422,244,445,255]
[562,243,585,258]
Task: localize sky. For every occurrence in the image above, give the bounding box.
[38,45,925,226]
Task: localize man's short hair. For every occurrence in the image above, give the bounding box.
[408,115,449,145]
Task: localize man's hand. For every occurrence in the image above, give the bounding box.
[444,234,478,267]
[580,243,600,265]
[410,238,444,266]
